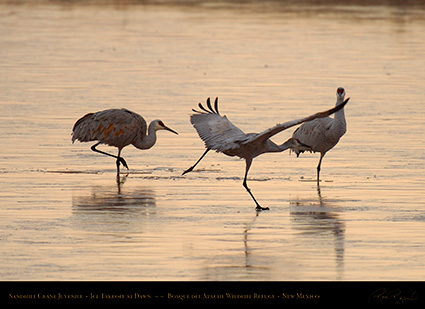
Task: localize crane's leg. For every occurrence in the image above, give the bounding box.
[316,152,325,184]
[182,148,210,175]
[243,159,269,211]
[91,143,129,174]
[116,148,123,176]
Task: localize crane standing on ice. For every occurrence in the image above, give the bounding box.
[286,87,348,184]
[72,108,178,176]
[183,97,349,211]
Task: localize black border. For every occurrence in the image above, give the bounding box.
[2,281,424,306]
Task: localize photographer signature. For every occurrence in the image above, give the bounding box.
[369,288,418,304]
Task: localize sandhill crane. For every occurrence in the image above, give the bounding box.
[182,97,349,211]
[285,87,348,184]
[72,108,178,176]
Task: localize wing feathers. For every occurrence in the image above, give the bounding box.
[214,97,219,114]
[206,97,214,113]
[190,98,247,152]
[72,108,146,145]
[189,96,349,152]
[193,97,220,115]
[244,97,350,144]
[198,102,212,114]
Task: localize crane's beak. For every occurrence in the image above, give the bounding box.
[164,125,178,135]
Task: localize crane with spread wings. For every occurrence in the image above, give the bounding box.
[182,97,349,211]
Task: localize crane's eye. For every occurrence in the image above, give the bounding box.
[158,121,165,127]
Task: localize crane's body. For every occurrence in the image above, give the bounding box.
[287,87,348,183]
[183,97,349,211]
[72,108,178,176]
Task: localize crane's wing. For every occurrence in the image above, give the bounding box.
[190,97,249,152]
[243,97,350,145]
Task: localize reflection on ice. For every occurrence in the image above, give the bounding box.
[71,180,156,236]
[72,180,156,212]
[201,211,273,280]
[243,212,259,268]
[290,189,345,279]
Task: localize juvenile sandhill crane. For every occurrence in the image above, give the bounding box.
[182,97,349,211]
[72,108,178,176]
[285,87,348,184]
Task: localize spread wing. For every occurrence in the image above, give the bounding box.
[189,97,249,152]
[243,97,350,145]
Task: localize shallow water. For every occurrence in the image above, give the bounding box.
[1,0,424,280]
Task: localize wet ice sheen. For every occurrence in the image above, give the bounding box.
[0,1,424,280]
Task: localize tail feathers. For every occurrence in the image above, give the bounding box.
[71,112,95,143]
[283,138,311,155]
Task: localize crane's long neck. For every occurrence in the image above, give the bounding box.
[330,96,347,138]
[275,138,310,153]
[265,139,300,153]
[132,122,157,150]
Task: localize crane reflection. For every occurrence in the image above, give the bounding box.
[290,188,346,280]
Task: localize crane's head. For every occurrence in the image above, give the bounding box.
[336,87,345,100]
[152,120,178,135]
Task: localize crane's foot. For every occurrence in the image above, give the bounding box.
[119,157,129,169]
[182,166,193,176]
[256,205,270,211]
